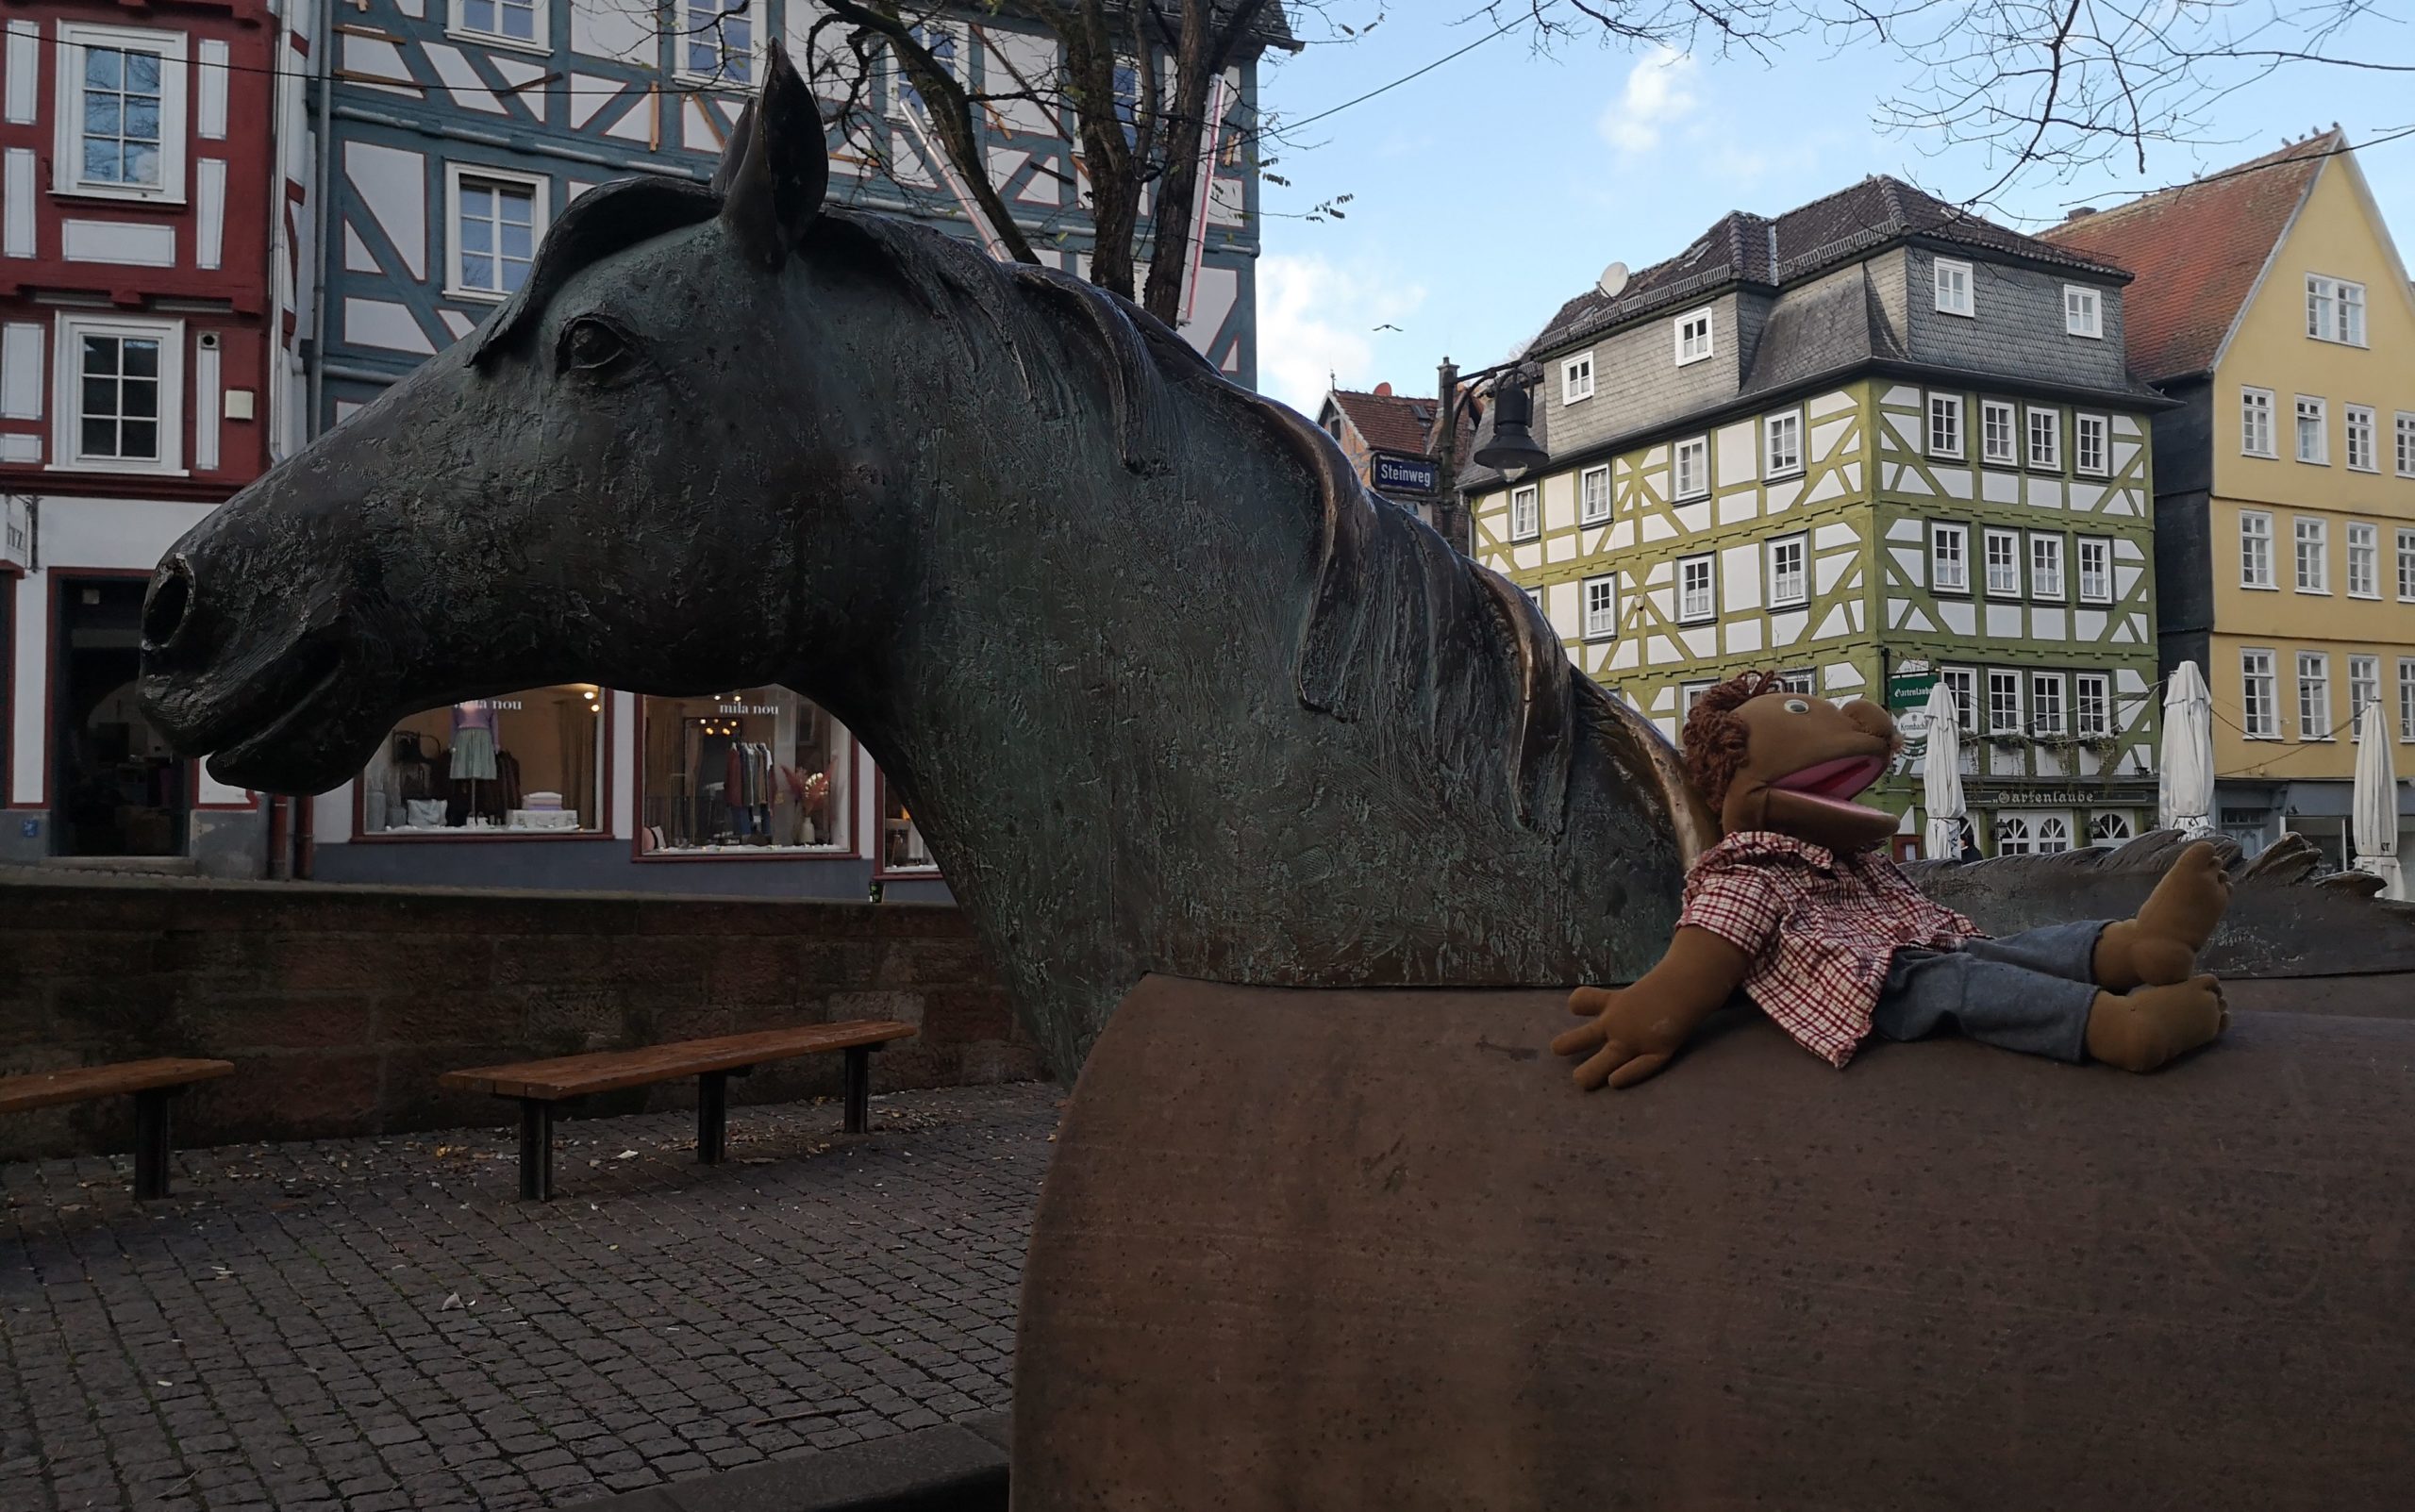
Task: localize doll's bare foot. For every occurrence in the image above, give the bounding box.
[2084,976,2227,1072]
[2094,841,2233,989]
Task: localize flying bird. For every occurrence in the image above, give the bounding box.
[1373,322,1402,333]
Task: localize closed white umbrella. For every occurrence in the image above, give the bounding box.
[2160,660,2215,838]
[1921,680,1967,860]
[2352,699,2404,900]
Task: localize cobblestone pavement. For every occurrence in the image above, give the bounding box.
[0,1083,1060,1512]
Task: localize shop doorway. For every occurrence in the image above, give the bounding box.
[52,576,185,857]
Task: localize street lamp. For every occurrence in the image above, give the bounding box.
[1471,366,1548,480]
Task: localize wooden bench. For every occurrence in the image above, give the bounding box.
[0,1058,235,1199]
[441,1021,918,1200]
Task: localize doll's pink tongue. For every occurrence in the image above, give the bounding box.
[1774,755,1885,800]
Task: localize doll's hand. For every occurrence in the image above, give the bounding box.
[1551,986,1691,1090]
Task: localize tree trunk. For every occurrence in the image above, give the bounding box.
[1138,0,1264,328]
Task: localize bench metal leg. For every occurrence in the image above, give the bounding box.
[697,1072,728,1165]
[843,1046,872,1135]
[132,1088,175,1201]
[517,1100,555,1202]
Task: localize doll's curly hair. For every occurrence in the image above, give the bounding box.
[1681,670,1786,815]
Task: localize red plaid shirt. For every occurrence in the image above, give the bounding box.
[1677,830,1982,1068]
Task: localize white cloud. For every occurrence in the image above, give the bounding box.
[1255,252,1427,414]
[1599,47,1698,157]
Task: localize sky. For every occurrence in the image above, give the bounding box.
[1248,4,2415,413]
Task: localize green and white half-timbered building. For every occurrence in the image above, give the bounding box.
[1466,177,2173,857]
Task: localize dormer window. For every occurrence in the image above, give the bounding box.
[2063,285,2103,338]
[1674,307,1713,366]
[1934,258,1974,317]
[1561,352,1594,404]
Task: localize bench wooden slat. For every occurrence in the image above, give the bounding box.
[0,1058,235,1116]
[438,1021,917,1102]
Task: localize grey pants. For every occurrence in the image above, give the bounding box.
[1872,921,2109,1064]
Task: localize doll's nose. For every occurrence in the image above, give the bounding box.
[1838,699,1897,744]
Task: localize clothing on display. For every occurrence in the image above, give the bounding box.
[451,701,500,782]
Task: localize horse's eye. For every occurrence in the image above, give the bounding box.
[559,315,632,374]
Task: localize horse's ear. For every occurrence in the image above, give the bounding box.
[718,41,828,270]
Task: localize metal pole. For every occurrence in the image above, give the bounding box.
[696,1072,728,1164]
[132,1088,173,1200]
[517,1100,553,1201]
[842,1047,871,1135]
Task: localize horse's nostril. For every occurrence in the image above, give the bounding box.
[142,557,194,656]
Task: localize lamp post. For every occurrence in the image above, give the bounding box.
[1430,357,1548,555]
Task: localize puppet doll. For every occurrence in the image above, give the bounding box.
[1555,670,2231,1089]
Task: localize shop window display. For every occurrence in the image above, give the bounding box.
[360,684,604,834]
[639,687,850,853]
[880,777,939,873]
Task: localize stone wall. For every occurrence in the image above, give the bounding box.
[0,873,1034,1161]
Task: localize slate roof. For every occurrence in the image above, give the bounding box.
[1534,175,2129,357]
[2037,132,2335,382]
[1326,387,1439,455]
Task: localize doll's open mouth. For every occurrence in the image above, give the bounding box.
[1773,754,1887,809]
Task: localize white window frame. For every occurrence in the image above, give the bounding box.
[1775,670,1815,694]
[2345,405,2378,473]
[2074,412,2108,476]
[1581,573,1618,640]
[2240,388,2276,457]
[1763,409,1802,477]
[2398,526,2415,602]
[1577,464,1611,524]
[2027,532,2065,601]
[1987,669,2023,735]
[1941,667,1979,734]
[2240,649,2279,739]
[2074,673,2110,737]
[1561,352,1595,405]
[2306,273,2367,347]
[1679,680,1717,723]
[2024,406,2061,471]
[2033,814,2074,855]
[1983,526,2023,599]
[2347,522,2380,599]
[1995,813,2035,856]
[1676,553,1717,623]
[447,0,548,53]
[2240,509,2275,590]
[1766,534,1807,608]
[1674,307,1714,366]
[1507,483,1540,542]
[2295,395,2327,464]
[52,22,190,205]
[2400,657,2415,742]
[48,312,184,475]
[1930,522,1970,594]
[2398,412,2415,477]
[2297,651,2333,740]
[1674,436,1709,501]
[676,0,767,87]
[443,162,551,304]
[2293,515,2328,594]
[2063,284,2103,339]
[2350,655,2380,737]
[1933,258,1974,317]
[2090,812,2133,848]
[2075,536,2112,604]
[1927,392,1964,460]
[2030,672,2066,736]
[1980,400,2017,466]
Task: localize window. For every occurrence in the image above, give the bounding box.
[1987,670,2023,734]
[452,0,542,47]
[1677,554,1716,622]
[2346,406,2378,472]
[1995,814,2034,856]
[1764,410,1802,475]
[1767,535,1807,607]
[2294,517,2328,593]
[1582,575,1618,640]
[1775,670,1815,694]
[1931,523,1969,593]
[680,0,759,85]
[2025,407,2060,470]
[2028,534,2065,600]
[2076,537,2112,603]
[891,21,959,116]
[2350,656,2381,737]
[2090,813,2133,847]
[2297,652,2332,739]
[1983,528,2022,597]
[2295,396,2326,463]
[2063,285,2103,338]
[2306,274,2367,346]
[2401,658,2415,741]
[445,165,546,300]
[52,314,183,473]
[1941,668,1979,733]
[639,688,852,854]
[2074,673,2110,737]
[2400,527,2415,601]
[2240,388,2276,457]
[1928,393,1963,458]
[2034,816,2074,855]
[53,24,190,203]
[1980,401,2017,466]
[2399,413,2415,476]
[2240,650,2278,739]
[2240,510,2274,589]
[1561,353,1594,404]
[2031,673,2065,736]
[362,687,608,836]
[1578,465,1610,524]
[2074,413,2108,475]
[1508,484,1539,541]
[2348,523,2379,598]
[1934,258,1974,316]
[1674,437,1709,500]
[1674,307,1713,365]
[1679,681,1717,723]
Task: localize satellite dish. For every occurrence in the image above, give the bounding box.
[1596,261,1630,300]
